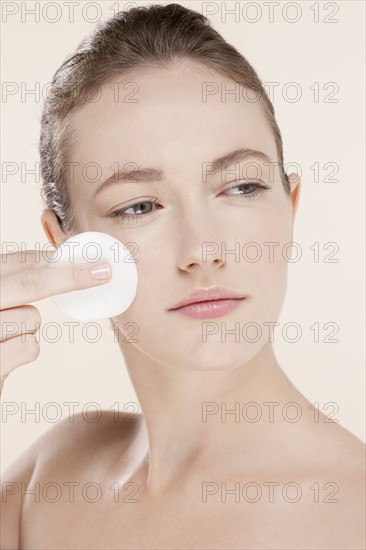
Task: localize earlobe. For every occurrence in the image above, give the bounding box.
[40,209,67,247]
[288,173,301,220]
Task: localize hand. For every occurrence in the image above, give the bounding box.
[0,249,111,394]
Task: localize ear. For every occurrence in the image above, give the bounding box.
[287,172,301,220]
[40,209,68,247]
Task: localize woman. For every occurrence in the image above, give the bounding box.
[1,3,364,549]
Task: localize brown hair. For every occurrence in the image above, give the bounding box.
[40,2,290,234]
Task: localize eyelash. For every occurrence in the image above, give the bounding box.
[107,181,272,224]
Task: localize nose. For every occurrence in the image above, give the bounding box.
[176,212,225,274]
[178,254,224,274]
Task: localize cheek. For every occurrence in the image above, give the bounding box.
[226,198,293,261]
[231,203,292,311]
[117,236,170,321]
[238,200,292,240]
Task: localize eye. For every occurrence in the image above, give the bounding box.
[107,180,272,225]
[107,197,159,224]
[222,180,272,200]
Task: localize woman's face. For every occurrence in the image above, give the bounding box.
[62,60,299,371]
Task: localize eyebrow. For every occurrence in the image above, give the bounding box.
[93,148,273,197]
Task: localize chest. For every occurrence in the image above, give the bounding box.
[20,481,342,549]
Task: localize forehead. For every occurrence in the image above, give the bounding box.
[67,59,276,174]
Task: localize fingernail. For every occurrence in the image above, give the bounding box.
[90,263,111,280]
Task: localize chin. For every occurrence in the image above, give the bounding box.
[172,342,265,372]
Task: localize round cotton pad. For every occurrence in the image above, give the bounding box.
[49,231,138,321]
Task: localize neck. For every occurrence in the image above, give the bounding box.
[117,339,305,492]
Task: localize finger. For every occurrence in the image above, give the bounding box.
[1,249,58,277]
[0,333,40,378]
[0,260,112,310]
[0,305,41,342]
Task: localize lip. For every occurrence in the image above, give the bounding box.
[169,286,247,311]
[169,298,246,319]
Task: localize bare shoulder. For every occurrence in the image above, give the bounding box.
[302,420,365,549]
[327,423,365,513]
[303,413,365,497]
[33,409,143,473]
[42,408,142,450]
[4,409,143,483]
[317,416,365,471]
[1,410,143,549]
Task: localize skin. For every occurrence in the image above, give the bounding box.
[1,59,365,549]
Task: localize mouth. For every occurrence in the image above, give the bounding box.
[169,286,247,311]
[169,297,247,319]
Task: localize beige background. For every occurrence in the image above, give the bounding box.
[1,0,365,473]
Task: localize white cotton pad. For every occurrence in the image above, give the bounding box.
[49,231,138,321]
